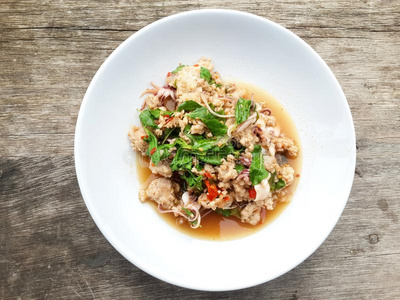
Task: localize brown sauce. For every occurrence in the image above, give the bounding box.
[136,81,302,240]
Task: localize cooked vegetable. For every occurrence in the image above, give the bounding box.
[205,180,218,201]
[249,145,270,185]
[200,67,213,84]
[181,172,204,192]
[177,100,202,112]
[172,64,186,74]
[139,109,158,129]
[248,187,257,199]
[235,164,245,173]
[269,172,286,190]
[188,107,227,136]
[144,129,161,164]
[215,208,241,218]
[170,148,192,171]
[235,98,252,124]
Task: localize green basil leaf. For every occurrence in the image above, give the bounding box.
[197,144,235,165]
[187,106,208,119]
[177,100,202,112]
[149,109,173,118]
[268,172,286,190]
[203,116,227,136]
[172,64,186,74]
[158,143,174,161]
[268,172,276,190]
[170,148,193,171]
[200,66,213,84]
[181,171,204,192]
[235,98,252,124]
[215,208,241,218]
[149,109,161,119]
[215,208,231,217]
[195,163,204,171]
[144,129,161,164]
[249,145,270,185]
[161,128,176,144]
[275,179,286,190]
[139,109,158,129]
[235,164,245,173]
[188,107,227,136]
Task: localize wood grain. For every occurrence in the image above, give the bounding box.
[1,1,399,299]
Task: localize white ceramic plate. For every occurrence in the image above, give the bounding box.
[75,9,356,291]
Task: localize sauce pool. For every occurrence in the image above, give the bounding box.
[136,81,302,240]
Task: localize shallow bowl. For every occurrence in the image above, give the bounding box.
[75,9,356,291]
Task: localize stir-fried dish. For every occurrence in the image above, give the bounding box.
[129,58,299,229]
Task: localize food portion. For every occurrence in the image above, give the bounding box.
[129,58,299,229]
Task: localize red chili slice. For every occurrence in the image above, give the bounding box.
[205,180,218,201]
[204,171,213,179]
[248,187,257,199]
[165,116,173,124]
[150,147,156,155]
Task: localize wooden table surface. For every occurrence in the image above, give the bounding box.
[1,1,399,299]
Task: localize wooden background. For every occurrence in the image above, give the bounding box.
[1,1,399,299]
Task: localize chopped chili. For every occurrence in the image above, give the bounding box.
[193,64,199,67]
[150,147,156,155]
[165,116,173,124]
[166,71,172,77]
[141,135,148,140]
[204,171,213,179]
[205,180,218,201]
[248,187,257,199]
[223,196,230,202]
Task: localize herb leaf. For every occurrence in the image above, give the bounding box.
[149,109,173,119]
[203,116,227,136]
[235,164,245,173]
[149,109,161,119]
[188,107,227,136]
[268,172,286,190]
[181,171,204,192]
[200,67,213,84]
[139,109,158,129]
[249,145,270,185]
[197,144,236,165]
[172,64,186,74]
[235,98,252,124]
[275,179,286,190]
[160,128,177,144]
[170,148,193,171]
[158,143,174,161]
[195,163,204,171]
[199,66,220,86]
[144,129,161,164]
[187,106,208,119]
[177,100,202,112]
[215,208,241,218]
